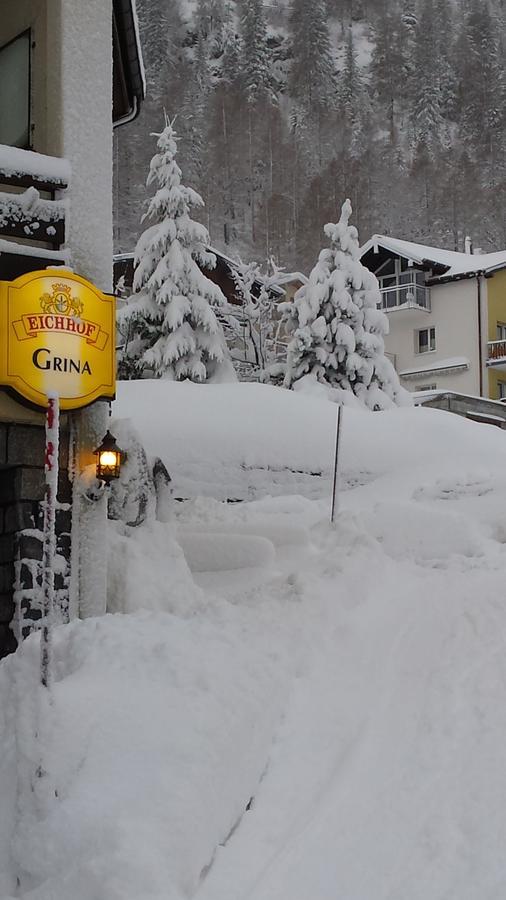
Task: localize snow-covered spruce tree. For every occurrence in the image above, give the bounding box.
[119,121,232,382]
[284,200,408,410]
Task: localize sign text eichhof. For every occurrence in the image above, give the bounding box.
[0,270,116,410]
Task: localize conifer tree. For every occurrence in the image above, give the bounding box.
[340,27,358,120]
[119,121,232,382]
[289,0,335,112]
[180,29,211,183]
[240,0,271,102]
[340,27,371,160]
[411,0,442,156]
[284,199,406,409]
[370,7,404,143]
[400,0,417,101]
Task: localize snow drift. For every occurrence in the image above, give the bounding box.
[3,382,506,898]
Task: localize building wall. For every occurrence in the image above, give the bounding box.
[0,0,114,652]
[383,278,482,395]
[486,269,506,400]
[1,0,113,291]
[59,0,113,292]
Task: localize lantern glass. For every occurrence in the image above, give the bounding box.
[99,450,119,468]
[94,431,123,483]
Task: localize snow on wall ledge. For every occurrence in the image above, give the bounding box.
[0,145,71,184]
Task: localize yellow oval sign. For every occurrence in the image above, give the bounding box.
[0,270,116,410]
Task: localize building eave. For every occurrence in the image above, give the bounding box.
[113,0,146,127]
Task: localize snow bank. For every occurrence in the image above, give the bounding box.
[107,521,201,614]
[177,531,276,572]
[115,379,506,503]
[0,606,293,899]
[3,383,506,899]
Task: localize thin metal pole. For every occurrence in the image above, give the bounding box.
[330,404,343,524]
[40,395,59,690]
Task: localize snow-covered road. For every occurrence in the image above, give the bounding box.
[2,383,506,898]
[195,513,506,900]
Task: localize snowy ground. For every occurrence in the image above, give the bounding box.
[2,382,506,898]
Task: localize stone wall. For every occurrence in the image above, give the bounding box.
[0,422,72,659]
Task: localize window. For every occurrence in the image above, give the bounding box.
[416,327,436,354]
[417,383,437,391]
[498,382,506,400]
[0,31,31,148]
[497,323,506,341]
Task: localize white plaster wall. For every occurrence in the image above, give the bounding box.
[58,0,113,293]
[2,0,113,618]
[54,0,112,617]
[383,278,482,395]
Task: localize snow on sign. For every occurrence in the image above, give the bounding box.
[0,270,115,410]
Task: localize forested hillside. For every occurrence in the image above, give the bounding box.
[114,0,506,272]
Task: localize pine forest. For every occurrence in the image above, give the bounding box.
[114,0,506,273]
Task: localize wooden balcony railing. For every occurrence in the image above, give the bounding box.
[487,340,506,364]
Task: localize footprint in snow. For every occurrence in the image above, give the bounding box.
[413,476,494,502]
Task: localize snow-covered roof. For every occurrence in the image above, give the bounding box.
[400,356,470,380]
[271,271,308,287]
[360,235,506,281]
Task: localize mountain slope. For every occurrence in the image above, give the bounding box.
[115,0,506,272]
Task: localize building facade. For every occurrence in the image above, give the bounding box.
[360,236,506,400]
[0,0,144,657]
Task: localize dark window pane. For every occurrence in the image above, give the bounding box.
[0,32,30,148]
[375,259,395,277]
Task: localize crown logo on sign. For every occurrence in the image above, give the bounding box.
[40,283,84,318]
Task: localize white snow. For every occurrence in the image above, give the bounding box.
[361,233,506,280]
[0,238,68,262]
[3,382,506,899]
[399,355,470,378]
[284,200,408,409]
[120,123,232,382]
[0,144,71,185]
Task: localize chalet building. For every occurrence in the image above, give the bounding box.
[114,247,285,307]
[114,248,287,375]
[360,236,506,400]
[0,0,144,657]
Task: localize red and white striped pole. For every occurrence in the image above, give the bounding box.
[40,393,59,690]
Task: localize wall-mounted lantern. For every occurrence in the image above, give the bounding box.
[94,430,124,484]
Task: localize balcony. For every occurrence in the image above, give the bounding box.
[487,340,506,369]
[0,144,70,280]
[380,282,431,312]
